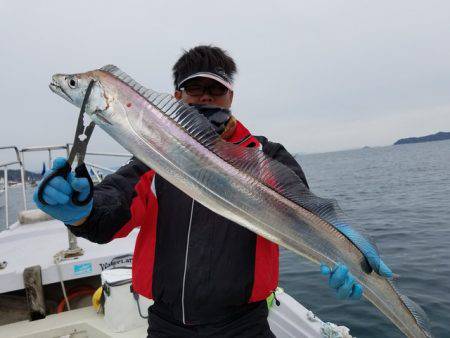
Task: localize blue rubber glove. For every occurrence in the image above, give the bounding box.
[333,222,392,278]
[321,263,363,300]
[33,157,93,224]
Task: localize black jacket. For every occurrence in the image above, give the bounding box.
[68,128,308,325]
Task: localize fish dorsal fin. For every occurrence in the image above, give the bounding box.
[101,65,219,146]
[101,65,433,335]
[100,65,382,271]
[389,280,433,337]
[100,64,158,98]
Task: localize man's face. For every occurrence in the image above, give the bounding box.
[174,77,233,109]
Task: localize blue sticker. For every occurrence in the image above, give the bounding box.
[74,262,93,276]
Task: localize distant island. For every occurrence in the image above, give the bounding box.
[394,131,450,145]
[0,169,41,183]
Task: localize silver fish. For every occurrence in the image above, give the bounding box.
[49,65,432,338]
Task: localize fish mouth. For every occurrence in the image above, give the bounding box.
[49,81,73,102]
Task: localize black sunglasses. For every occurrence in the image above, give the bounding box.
[180,83,229,97]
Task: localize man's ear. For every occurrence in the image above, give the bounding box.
[174,90,182,100]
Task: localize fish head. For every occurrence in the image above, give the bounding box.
[51,72,91,106]
[49,71,109,115]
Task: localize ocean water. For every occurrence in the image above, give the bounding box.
[0,185,35,229]
[285,140,450,338]
[1,140,449,337]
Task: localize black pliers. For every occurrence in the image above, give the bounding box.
[38,81,96,206]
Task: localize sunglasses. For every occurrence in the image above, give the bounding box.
[180,83,229,97]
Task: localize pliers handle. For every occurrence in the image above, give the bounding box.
[37,162,94,206]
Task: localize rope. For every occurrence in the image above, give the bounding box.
[54,253,71,311]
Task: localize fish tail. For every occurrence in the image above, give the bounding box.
[389,280,433,337]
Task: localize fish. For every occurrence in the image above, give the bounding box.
[49,65,432,338]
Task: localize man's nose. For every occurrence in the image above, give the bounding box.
[199,93,214,103]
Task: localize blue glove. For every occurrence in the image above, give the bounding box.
[333,222,392,278]
[321,263,363,300]
[33,157,93,224]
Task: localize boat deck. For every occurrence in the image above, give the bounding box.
[0,289,336,338]
[0,306,147,338]
[0,215,137,294]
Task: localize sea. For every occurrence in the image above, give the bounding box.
[1,140,449,337]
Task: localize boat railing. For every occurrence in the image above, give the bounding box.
[0,144,131,253]
[0,146,27,228]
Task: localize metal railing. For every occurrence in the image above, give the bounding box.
[0,144,131,255]
[0,146,27,227]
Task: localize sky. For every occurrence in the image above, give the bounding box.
[0,0,449,170]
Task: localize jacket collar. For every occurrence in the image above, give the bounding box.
[223,117,260,148]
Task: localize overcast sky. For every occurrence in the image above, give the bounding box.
[1,0,449,170]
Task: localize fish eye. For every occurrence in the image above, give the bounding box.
[68,77,78,88]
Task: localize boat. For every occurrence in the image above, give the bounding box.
[0,144,352,338]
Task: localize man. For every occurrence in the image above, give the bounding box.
[35,46,387,337]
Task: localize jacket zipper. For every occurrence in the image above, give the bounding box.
[181,198,195,324]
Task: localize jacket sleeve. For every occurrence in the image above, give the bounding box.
[66,157,155,244]
[256,136,310,189]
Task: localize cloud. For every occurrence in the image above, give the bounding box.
[1,0,449,169]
